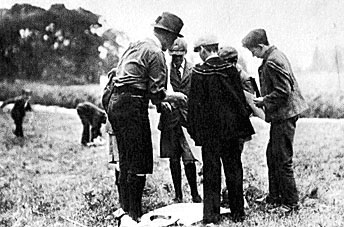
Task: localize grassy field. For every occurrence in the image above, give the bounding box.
[0,106,344,227]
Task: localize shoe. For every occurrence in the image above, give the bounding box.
[265,195,281,206]
[203,215,220,225]
[192,194,202,203]
[231,211,245,223]
[172,197,183,203]
[268,204,299,215]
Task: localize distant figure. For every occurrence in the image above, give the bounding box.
[76,102,106,146]
[1,89,33,137]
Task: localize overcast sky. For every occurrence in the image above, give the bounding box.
[3,0,344,71]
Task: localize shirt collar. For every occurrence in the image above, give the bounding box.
[147,34,162,49]
[205,53,218,61]
[263,45,277,60]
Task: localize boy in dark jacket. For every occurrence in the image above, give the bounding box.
[1,89,33,137]
[76,101,106,146]
[188,35,255,224]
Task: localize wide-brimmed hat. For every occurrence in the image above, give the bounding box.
[168,38,187,55]
[193,35,218,52]
[153,12,184,37]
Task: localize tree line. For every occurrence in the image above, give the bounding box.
[0,4,124,84]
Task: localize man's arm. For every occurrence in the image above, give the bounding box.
[147,52,187,105]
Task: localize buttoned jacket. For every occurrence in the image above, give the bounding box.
[259,46,308,122]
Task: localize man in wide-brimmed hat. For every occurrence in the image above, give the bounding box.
[105,12,186,226]
[242,28,308,214]
[188,35,255,224]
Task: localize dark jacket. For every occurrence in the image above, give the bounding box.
[158,59,193,131]
[259,46,308,122]
[188,56,255,146]
[76,102,106,128]
[158,59,194,159]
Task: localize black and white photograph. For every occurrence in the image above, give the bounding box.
[0,0,343,226]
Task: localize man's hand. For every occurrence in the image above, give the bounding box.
[253,97,264,108]
[160,102,172,112]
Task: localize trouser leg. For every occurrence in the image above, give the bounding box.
[170,158,183,201]
[81,123,90,145]
[266,140,281,203]
[128,173,146,221]
[270,117,299,207]
[202,140,221,223]
[14,119,24,137]
[222,139,244,217]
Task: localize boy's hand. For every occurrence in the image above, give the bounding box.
[167,91,187,104]
[253,97,264,108]
[160,102,172,112]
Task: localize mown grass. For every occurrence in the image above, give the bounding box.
[0,107,344,226]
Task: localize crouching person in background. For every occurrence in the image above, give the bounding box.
[0,89,33,137]
[76,101,106,146]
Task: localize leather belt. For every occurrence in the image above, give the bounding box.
[114,86,146,97]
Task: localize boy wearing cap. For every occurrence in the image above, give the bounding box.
[242,29,308,213]
[1,89,33,137]
[106,12,186,224]
[218,46,255,94]
[188,35,255,223]
[158,38,202,204]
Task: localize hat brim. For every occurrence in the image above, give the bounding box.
[153,24,183,37]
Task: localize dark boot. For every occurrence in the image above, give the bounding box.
[185,162,202,203]
[170,159,183,202]
[128,174,146,222]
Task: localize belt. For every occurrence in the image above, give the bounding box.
[114,86,146,97]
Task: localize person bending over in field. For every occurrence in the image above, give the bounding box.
[1,89,33,137]
[76,101,106,146]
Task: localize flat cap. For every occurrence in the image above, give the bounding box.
[242,28,268,48]
[193,35,218,52]
[168,38,187,55]
[218,46,238,61]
